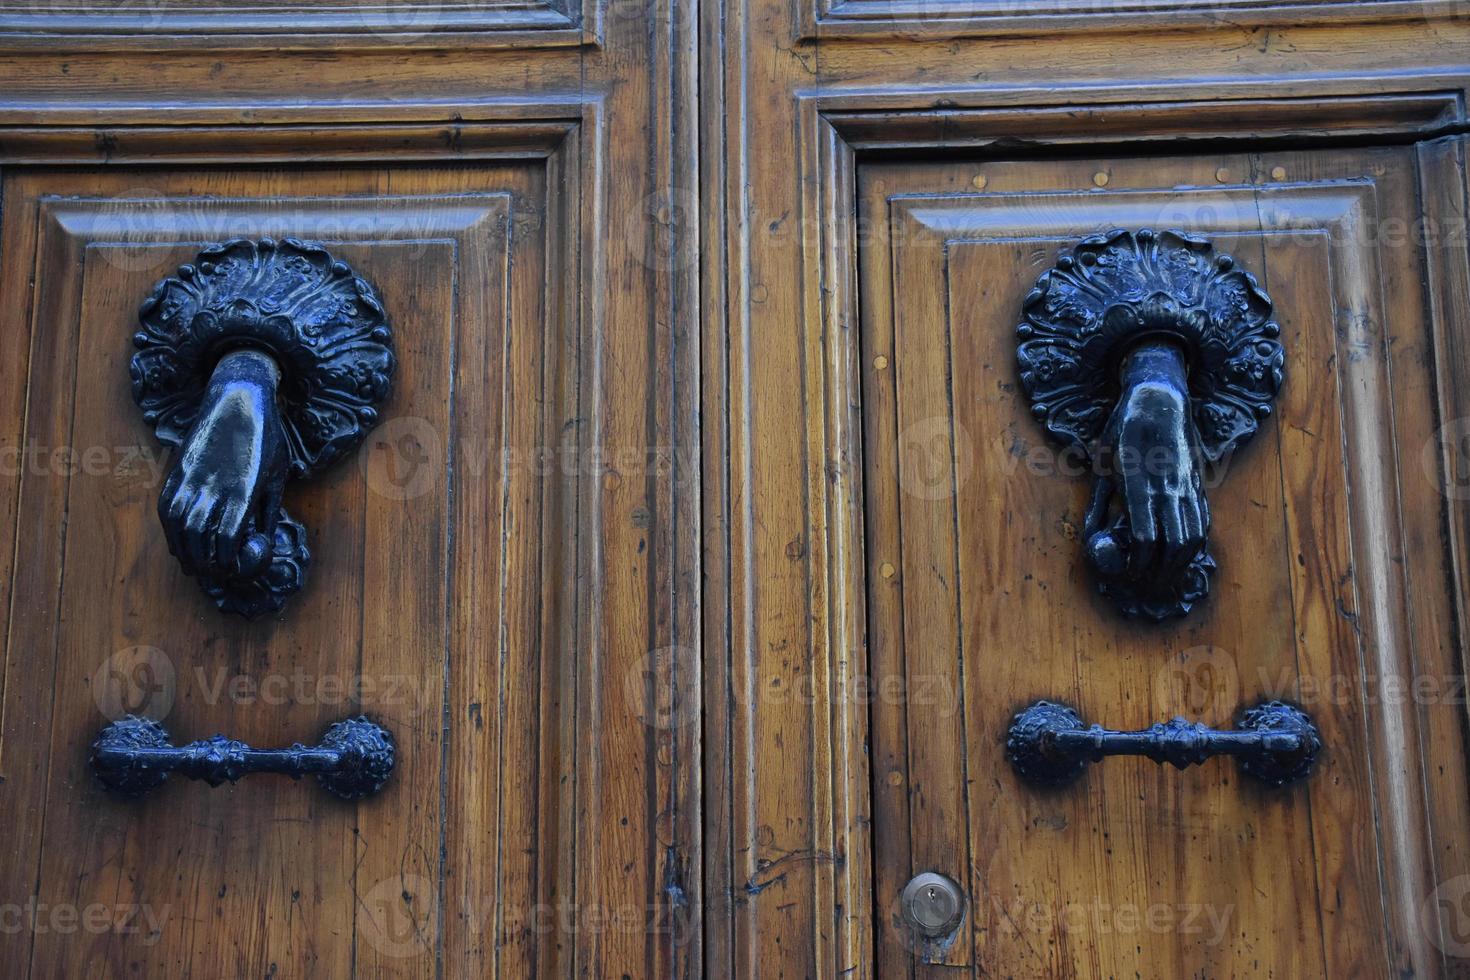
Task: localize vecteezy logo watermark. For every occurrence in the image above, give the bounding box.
[1424,416,1470,501]
[0,440,167,484]
[191,666,435,712]
[500,899,695,940]
[898,417,974,501]
[1152,645,1241,724]
[358,874,437,959]
[90,189,178,273]
[360,415,443,502]
[1254,668,1467,708]
[624,189,699,273]
[0,898,169,944]
[92,645,176,721]
[622,645,957,731]
[358,416,696,502]
[1423,874,1470,957]
[358,0,448,38]
[623,646,699,731]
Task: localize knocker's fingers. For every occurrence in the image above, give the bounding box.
[1159,496,1189,572]
[256,476,284,541]
[1180,495,1205,555]
[1124,483,1161,575]
[213,497,252,574]
[159,489,187,563]
[180,493,220,575]
[161,482,197,567]
[1083,475,1115,534]
[158,460,183,514]
[222,474,285,579]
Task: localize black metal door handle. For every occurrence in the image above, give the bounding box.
[1006,700,1319,787]
[1016,229,1285,619]
[90,715,395,801]
[130,238,395,618]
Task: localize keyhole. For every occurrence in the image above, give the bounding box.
[900,872,965,941]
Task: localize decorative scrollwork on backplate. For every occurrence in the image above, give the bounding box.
[130,239,395,618]
[1016,229,1284,619]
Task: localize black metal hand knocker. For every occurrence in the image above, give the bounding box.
[1016,229,1284,619]
[130,239,395,618]
[91,715,395,800]
[1006,700,1320,788]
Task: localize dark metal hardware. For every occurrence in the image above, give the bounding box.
[900,872,966,941]
[1016,229,1284,619]
[90,715,395,801]
[1006,700,1320,787]
[130,238,395,618]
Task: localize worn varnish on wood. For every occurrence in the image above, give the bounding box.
[0,165,575,975]
[2,0,1470,975]
[857,148,1455,975]
[0,2,701,975]
[700,12,1470,979]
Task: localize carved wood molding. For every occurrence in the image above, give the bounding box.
[702,76,1470,976]
[0,107,593,162]
[885,178,1439,964]
[0,0,602,50]
[816,90,1466,148]
[801,0,1470,41]
[0,0,702,968]
[0,98,673,974]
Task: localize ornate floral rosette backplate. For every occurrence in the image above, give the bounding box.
[1014,229,1285,620]
[129,238,395,617]
[130,237,395,478]
[1016,228,1283,463]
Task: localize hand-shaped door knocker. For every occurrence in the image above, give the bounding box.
[1016,229,1283,619]
[130,239,395,618]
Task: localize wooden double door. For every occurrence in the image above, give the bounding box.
[2,2,1470,979]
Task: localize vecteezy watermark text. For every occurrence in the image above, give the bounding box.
[0,898,169,945]
[0,441,166,483]
[992,896,1235,946]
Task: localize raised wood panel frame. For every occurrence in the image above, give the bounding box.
[871,177,1440,974]
[0,98,699,977]
[6,184,543,975]
[0,0,702,967]
[799,0,1470,41]
[0,0,602,50]
[702,81,1470,976]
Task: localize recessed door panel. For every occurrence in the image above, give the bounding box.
[0,166,574,977]
[859,147,1467,977]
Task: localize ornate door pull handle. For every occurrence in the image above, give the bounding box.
[1006,700,1320,787]
[130,238,395,618]
[1016,229,1284,619]
[90,715,395,801]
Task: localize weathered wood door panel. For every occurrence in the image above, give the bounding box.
[0,164,577,977]
[702,0,1470,963]
[0,0,701,968]
[8,0,1470,975]
[856,146,1470,977]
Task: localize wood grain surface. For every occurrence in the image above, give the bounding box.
[700,7,1470,977]
[0,1,702,972]
[2,0,1470,976]
[857,148,1457,976]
